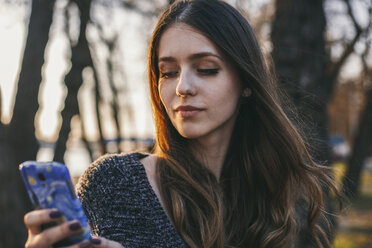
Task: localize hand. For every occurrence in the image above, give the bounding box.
[24,208,89,248]
[88,237,124,248]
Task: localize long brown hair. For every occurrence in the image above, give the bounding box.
[148,0,338,247]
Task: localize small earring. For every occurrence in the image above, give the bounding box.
[242,88,252,97]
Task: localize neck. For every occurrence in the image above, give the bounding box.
[190,133,232,181]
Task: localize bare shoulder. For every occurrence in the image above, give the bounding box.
[140,154,158,175]
[140,154,169,218]
[139,154,160,195]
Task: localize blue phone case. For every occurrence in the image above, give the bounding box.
[19,161,91,247]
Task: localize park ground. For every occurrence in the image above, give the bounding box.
[333,163,372,248]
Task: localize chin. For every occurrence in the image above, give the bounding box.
[173,122,209,139]
[178,129,204,139]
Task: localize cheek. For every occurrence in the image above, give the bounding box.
[158,83,173,112]
[214,79,242,105]
[212,83,242,115]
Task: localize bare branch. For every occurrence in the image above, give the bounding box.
[63,1,74,46]
[360,38,371,78]
[328,31,362,81]
[120,1,161,17]
[327,0,370,81]
[344,1,372,79]
[342,0,362,33]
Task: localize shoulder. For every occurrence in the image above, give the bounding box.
[139,154,161,202]
[75,152,155,236]
[139,154,158,181]
[76,152,150,197]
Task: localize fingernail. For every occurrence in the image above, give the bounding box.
[79,241,91,248]
[69,221,82,231]
[91,238,101,245]
[49,210,62,219]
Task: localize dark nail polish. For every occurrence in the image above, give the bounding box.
[49,210,62,219]
[69,222,82,231]
[79,241,91,248]
[91,238,101,245]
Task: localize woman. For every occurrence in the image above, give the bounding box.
[23,0,338,247]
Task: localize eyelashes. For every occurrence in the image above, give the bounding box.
[160,68,219,79]
[197,68,219,75]
[160,71,178,79]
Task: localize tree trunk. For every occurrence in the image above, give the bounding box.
[271,0,330,164]
[93,64,107,157]
[271,0,335,246]
[342,85,372,198]
[0,0,55,246]
[53,0,93,163]
[107,40,121,153]
[9,0,56,167]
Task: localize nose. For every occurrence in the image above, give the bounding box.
[176,69,196,97]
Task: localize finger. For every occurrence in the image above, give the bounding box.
[90,237,124,248]
[24,208,63,234]
[36,220,83,247]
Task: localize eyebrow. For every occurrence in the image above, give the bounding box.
[158,52,224,63]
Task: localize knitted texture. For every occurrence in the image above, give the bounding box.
[77,152,188,248]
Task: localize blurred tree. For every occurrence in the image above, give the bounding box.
[339,0,372,198]
[93,53,107,157]
[93,28,123,154]
[342,32,372,197]
[106,35,122,154]
[0,0,56,246]
[271,0,334,247]
[343,82,372,197]
[272,0,330,163]
[271,0,372,245]
[325,0,371,96]
[53,0,97,163]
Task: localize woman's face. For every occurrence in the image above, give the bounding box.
[157,23,243,141]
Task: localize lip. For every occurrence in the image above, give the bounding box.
[175,105,204,118]
[175,105,203,111]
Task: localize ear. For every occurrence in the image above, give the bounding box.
[242,88,252,97]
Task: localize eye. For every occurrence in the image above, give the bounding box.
[197,68,219,75]
[160,71,178,79]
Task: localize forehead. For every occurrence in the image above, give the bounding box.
[157,23,222,59]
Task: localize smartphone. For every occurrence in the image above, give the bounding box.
[19,161,91,247]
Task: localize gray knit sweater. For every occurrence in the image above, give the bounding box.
[77,152,188,248]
